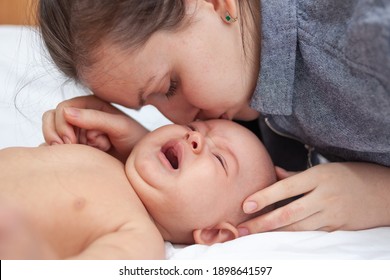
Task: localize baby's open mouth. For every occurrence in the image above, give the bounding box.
[164,147,179,169]
[161,141,181,170]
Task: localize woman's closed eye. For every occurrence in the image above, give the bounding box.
[165,80,177,99]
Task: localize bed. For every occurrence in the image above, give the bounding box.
[1,25,390,260]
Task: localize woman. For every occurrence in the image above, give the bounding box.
[38,0,390,234]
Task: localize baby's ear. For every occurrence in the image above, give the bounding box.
[193,222,238,245]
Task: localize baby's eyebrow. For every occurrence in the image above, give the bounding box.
[186,124,196,131]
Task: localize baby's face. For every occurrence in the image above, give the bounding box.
[125,120,275,243]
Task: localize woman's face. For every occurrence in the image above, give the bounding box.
[82,1,259,123]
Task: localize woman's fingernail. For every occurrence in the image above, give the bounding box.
[64,107,80,118]
[238,227,250,237]
[243,201,258,213]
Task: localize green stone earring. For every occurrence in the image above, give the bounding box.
[225,12,238,23]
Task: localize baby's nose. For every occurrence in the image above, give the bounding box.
[185,131,204,154]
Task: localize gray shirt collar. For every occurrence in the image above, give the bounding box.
[251,0,298,115]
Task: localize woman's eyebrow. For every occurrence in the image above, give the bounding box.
[137,73,169,107]
[137,75,157,107]
[138,89,146,107]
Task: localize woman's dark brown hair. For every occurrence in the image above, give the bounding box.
[38,0,260,83]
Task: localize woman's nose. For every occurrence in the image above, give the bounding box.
[152,97,198,124]
[185,131,204,154]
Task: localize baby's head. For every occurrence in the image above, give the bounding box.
[126,119,276,244]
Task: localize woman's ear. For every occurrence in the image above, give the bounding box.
[204,0,238,23]
[193,222,239,245]
[275,166,299,181]
[223,0,238,20]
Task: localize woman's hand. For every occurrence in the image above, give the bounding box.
[238,162,390,235]
[42,95,148,162]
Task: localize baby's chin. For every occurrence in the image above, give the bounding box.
[124,153,136,179]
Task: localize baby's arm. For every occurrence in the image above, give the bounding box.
[0,204,58,260]
[70,222,165,260]
[0,207,164,260]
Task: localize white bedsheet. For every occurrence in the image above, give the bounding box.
[1,25,389,260]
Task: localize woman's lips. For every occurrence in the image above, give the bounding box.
[192,111,230,122]
[194,111,229,121]
[160,141,183,170]
[219,113,229,120]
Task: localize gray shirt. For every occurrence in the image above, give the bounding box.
[251,0,390,166]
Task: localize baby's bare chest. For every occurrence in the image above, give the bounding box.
[0,152,137,258]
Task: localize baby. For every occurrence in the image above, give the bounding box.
[0,119,276,259]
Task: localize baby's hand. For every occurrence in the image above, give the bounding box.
[42,96,148,162]
[42,95,117,146]
[238,162,390,234]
